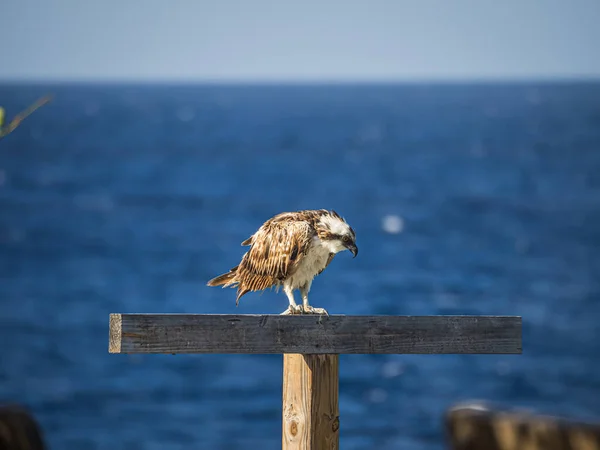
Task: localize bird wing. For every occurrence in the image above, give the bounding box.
[234,217,315,301]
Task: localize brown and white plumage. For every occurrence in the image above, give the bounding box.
[207,209,358,315]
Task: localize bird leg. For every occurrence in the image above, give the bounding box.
[280,284,303,315]
[300,281,328,316]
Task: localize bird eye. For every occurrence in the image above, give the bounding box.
[342,235,350,242]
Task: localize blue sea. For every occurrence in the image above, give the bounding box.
[1,82,599,449]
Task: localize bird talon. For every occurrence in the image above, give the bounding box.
[303,306,329,316]
[280,305,304,315]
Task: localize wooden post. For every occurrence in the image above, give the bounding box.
[283,354,339,450]
[0,405,47,450]
[445,402,600,450]
[108,314,522,449]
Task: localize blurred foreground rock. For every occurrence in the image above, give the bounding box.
[0,405,45,450]
[446,402,600,450]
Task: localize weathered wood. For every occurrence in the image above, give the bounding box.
[283,354,339,450]
[109,313,122,354]
[446,402,600,450]
[108,314,522,354]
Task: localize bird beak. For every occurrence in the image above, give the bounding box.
[346,243,358,258]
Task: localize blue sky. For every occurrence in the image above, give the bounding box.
[1,0,599,81]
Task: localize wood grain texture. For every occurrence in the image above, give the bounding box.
[107,314,522,354]
[446,402,600,450]
[283,354,339,450]
[109,313,122,354]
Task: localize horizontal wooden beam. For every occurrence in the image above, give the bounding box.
[108,314,521,355]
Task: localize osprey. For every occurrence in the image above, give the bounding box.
[207,209,358,315]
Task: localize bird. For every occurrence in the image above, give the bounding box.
[207,209,358,315]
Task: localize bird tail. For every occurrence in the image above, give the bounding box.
[207,265,239,288]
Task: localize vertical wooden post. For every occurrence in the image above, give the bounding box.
[282,354,340,450]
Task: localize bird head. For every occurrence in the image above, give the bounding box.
[318,211,358,257]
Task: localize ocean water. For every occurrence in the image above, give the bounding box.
[0,82,599,449]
